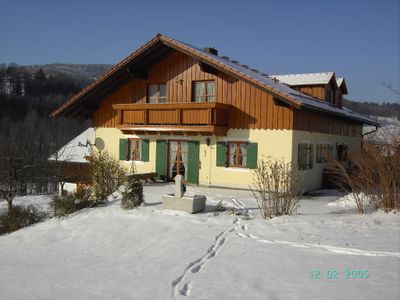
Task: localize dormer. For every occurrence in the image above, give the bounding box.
[271,72,345,108]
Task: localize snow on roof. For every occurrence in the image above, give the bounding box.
[49,128,94,163]
[336,77,344,87]
[269,72,335,86]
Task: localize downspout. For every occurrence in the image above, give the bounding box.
[361,125,379,151]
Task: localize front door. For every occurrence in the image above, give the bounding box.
[168,141,189,181]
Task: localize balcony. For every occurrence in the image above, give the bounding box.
[112,102,231,136]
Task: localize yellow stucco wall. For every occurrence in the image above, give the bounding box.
[291,130,361,191]
[94,127,361,191]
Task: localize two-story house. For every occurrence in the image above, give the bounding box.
[51,34,378,191]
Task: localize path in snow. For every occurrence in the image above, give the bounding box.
[171,196,252,299]
[235,228,400,258]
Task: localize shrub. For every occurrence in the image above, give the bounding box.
[250,156,302,219]
[49,187,95,217]
[0,204,48,235]
[327,140,400,214]
[121,177,144,209]
[89,150,127,203]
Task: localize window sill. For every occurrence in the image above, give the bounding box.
[125,161,145,165]
[223,167,250,173]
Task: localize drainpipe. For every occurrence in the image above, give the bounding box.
[361,125,379,151]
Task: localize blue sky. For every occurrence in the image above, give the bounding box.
[1,0,399,103]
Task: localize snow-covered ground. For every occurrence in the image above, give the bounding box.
[0,185,399,299]
[0,194,53,213]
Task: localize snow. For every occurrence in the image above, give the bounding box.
[0,194,54,213]
[270,72,334,86]
[0,185,399,299]
[327,193,367,209]
[49,127,94,163]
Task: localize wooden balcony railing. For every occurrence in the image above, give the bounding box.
[112,102,231,136]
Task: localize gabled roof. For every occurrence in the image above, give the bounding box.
[270,72,335,86]
[336,77,348,94]
[51,34,378,126]
[49,128,94,163]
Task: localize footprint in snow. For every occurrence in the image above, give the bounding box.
[179,281,192,296]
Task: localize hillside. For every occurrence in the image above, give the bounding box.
[344,98,400,121]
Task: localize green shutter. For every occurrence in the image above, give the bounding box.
[187,141,200,184]
[141,139,149,162]
[155,140,167,180]
[216,142,227,167]
[246,142,258,169]
[119,139,128,161]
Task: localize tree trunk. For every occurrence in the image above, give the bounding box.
[7,198,13,212]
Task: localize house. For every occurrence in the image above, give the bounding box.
[49,128,94,194]
[51,34,378,191]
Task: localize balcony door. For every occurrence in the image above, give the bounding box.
[168,140,189,181]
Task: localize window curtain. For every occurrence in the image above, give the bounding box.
[206,82,215,101]
[129,140,135,160]
[169,141,178,177]
[148,85,158,103]
[229,143,236,165]
[239,143,247,166]
[180,142,189,180]
[194,82,204,102]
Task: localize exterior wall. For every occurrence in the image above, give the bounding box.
[294,110,363,137]
[291,130,362,191]
[93,51,294,130]
[94,127,157,174]
[201,129,293,189]
[95,127,362,191]
[94,127,293,189]
[295,85,325,101]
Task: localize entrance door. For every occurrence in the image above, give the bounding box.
[168,141,189,181]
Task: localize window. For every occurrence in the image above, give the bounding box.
[316,144,333,163]
[336,143,349,162]
[298,143,313,170]
[128,139,142,161]
[228,142,248,167]
[148,84,166,103]
[193,81,215,102]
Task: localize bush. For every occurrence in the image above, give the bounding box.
[250,156,302,219]
[327,140,400,214]
[50,187,95,217]
[0,204,48,235]
[89,150,127,203]
[121,177,144,209]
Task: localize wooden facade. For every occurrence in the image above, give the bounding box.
[93,51,294,131]
[91,50,361,137]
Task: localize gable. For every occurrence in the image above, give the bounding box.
[51,34,378,127]
[93,50,294,130]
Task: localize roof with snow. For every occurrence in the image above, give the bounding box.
[49,128,94,163]
[270,72,335,86]
[51,34,378,126]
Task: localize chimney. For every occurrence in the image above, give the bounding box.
[203,47,218,55]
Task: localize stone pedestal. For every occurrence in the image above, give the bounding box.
[162,194,206,214]
[162,175,206,214]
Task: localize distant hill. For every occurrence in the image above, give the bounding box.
[344,99,400,121]
[16,63,112,87]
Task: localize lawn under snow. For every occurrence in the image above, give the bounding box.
[0,185,399,300]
